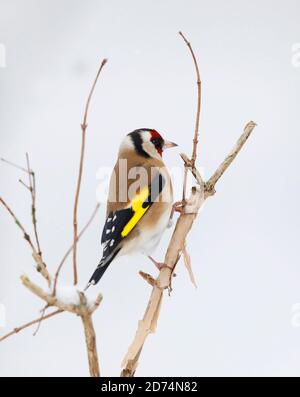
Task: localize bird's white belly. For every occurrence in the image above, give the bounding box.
[122,203,172,256]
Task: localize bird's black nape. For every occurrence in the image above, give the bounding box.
[128,129,152,158]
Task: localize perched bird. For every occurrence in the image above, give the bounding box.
[86,128,178,288]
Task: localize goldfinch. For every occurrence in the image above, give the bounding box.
[86,128,177,287]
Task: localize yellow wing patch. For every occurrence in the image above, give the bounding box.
[121,186,150,237]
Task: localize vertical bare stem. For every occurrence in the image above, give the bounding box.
[81,314,100,377]
[26,153,42,258]
[72,59,107,285]
[179,31,202,165]
[182,166,188,202]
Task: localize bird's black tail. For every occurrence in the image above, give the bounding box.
[86,248,120,289]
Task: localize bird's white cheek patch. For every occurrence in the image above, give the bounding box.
[142,141,161,160]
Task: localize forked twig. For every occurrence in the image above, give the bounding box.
[0,197,51,284]
[1,156,48,283]
[20,275,102,377]
[1,157,28,173]
[0,309,63,342]
[0,61,107,378]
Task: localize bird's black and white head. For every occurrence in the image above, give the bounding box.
[120,129,177,160]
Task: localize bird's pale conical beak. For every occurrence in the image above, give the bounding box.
[163,140,178,149]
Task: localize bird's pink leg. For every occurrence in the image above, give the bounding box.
[170,200,184,221]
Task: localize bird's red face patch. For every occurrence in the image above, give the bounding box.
[150,130,164,156]
[150,130,163,140]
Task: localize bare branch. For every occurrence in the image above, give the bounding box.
[182,244,197,288]
[121,32,205,377]
[121,186,204,376]
[81,313,100,377]
[179,31,202,165]
[21,275,82,314]
[182,166,188,203]
[0,197,35,251]
[0,197,51,285]
[121,31,256,377]
[139,271,156,287]
[32,304,49,336]
[25,153,42,258]
[180,153,204,186]
[88,293,103,314]
[1,62,106,378]
[1,157,29,174]
[121,119,256,375]
[53,203,100,296]
[0,309,63,343]
[19,179,30,191]
[73,59,108,286]
[205,121,257,197]
[21,275,102,376]
[1,155,49,284]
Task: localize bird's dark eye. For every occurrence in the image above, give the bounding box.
[151,138,163,148]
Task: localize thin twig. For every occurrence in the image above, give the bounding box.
[26,153,42,257]
[0,309,63,342]
[179,31,201,165]
[19,179,30,191]
[139,271,156,287]
[0,197,36,252]
[53,203,100,296]
[1,155,47,281]
[0,197,51,284]
[205,121,257,197]
[88,293,103,314]
[1,157,29,174]
[72,59,107,286]
[32,304,49,336]
[180,153,204,186]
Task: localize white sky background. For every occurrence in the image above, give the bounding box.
[0,0,300,377]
